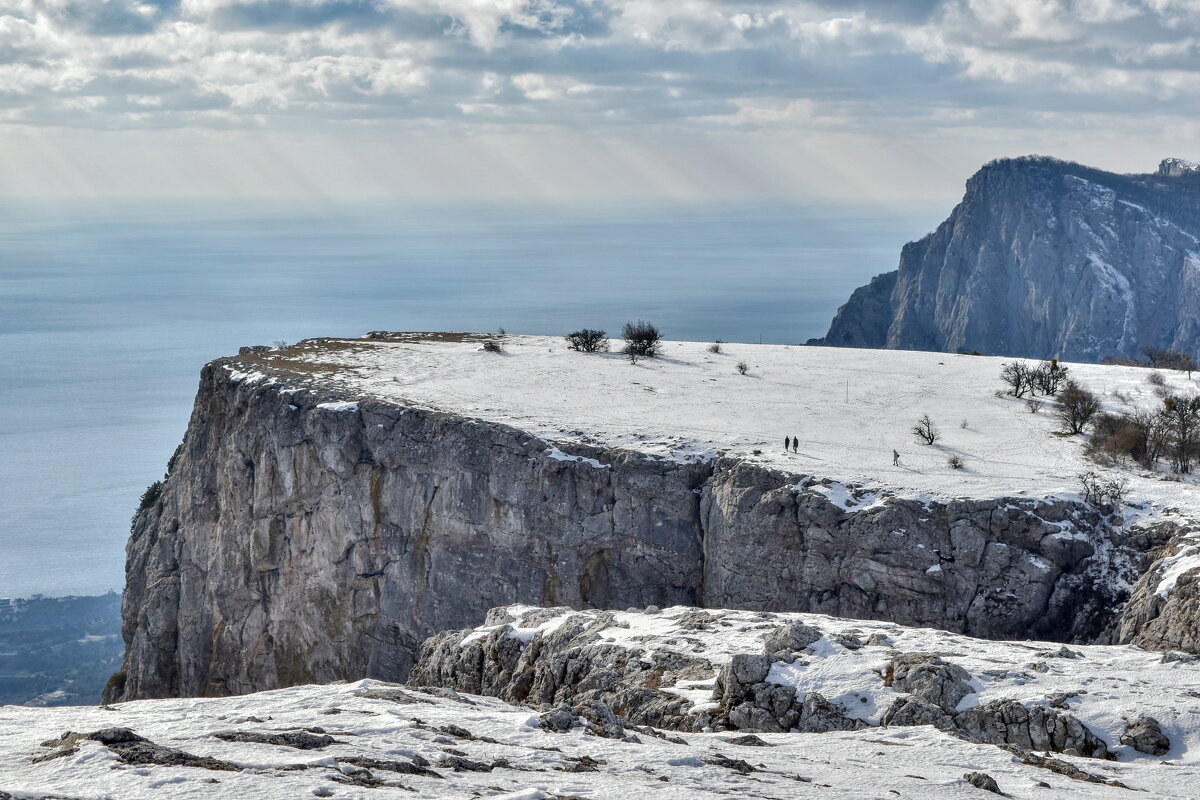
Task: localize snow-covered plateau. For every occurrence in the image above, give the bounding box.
[239,333,1200,507]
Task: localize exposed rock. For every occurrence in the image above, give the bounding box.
[1002,746,1131,788]
[1118,530,1200,654]
[954,700,1109,759]
[963,771,1003,794]
[212,730,338,749]
[762,622,822,657]
[338,756,441,778]
[879,697,955,731]
[538,706,580,733]
[814,156,1200,362]
[34,727,241,772]
[1120,716,1171,756]
[884,654,974,712]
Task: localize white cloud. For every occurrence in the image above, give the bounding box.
[0,0,1195,198]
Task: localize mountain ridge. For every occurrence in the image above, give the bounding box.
[813,156,1200,361]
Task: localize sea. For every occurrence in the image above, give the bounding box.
[0,200,941,598]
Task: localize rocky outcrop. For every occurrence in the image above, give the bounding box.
[1121,716,1171,756]
[814,156,1200,362]
[409,606,1144,761]
[108,352,1185,701]
[1113,523,1200,653]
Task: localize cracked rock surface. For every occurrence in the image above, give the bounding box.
[2,679,1195,799]
[411,604,1200,764]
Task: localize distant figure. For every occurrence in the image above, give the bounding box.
[784,436,791,452]
[893,449,900,466]
[792,437,798,453]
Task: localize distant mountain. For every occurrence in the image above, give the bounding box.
[813,156,1200,362]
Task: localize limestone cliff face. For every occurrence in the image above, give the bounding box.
[815,157,1200,362]
[110,353,1169,701]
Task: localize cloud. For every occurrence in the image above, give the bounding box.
[0,0,1195,199]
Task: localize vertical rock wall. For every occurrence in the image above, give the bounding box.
[110,361,1162,701]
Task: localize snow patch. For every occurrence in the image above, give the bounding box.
[545,445,609,469]
[810,482,888,513]
[316,401,359,412]
[1156,543,1200,599]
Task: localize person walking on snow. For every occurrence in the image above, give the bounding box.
[792,436,798,453]
[784,435,791,452]
[893,449,900,466]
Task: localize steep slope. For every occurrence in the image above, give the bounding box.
[106,335,1200,701]
[816,157,1200,361]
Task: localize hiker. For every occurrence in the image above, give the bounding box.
[792,437,798,453]
[784,435,791,452]
[893,449,900,466]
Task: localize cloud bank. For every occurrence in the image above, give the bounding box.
[1,0,1197,199]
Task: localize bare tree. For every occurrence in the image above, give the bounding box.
[1031,359,1070,395]
[1162,394,1200,473]
[1054,380,1101,434]
[1000,361,1034,397]
[912,414,940,445]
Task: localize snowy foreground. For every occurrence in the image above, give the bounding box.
[246,333,1200,511]
[0,675,1193,800]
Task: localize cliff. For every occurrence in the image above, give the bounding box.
[815,157,1200,362]
[108,335,1200,701]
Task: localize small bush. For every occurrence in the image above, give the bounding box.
[947,454,964,469]
[482,340,503,353]
[1026,398,1042,414]
[736,361,749,375]
[622,320,662,358]
[166,442,184,475]
[565,329,609,353]
[132,480,164,532]
[1147,371,1166,387]
[912,414,940,445]
[708,342,722,354]
[271,339,289,348]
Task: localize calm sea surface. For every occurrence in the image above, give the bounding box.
[0,201,939,598]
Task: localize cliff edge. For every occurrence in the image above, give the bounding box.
[815,157,1200,362]
[107,334,1200,700]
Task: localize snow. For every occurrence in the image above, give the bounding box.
[1155,541,1200,599]
[2,676,1196,799]
[544,445,609,469]
[316,401,359,412]
[263,335,1200,518]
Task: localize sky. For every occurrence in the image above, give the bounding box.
[0,0,1198,203]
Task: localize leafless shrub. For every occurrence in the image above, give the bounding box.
[708,342,722,354]
[736,361,749,375]
[1079,470,1127,510]
[947,454,965,469]
[622,320,662,358]
[1026,398,1042,414]
[565,329,609,353]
